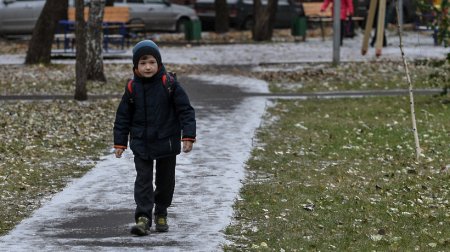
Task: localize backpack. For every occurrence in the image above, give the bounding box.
[127,72,177,105]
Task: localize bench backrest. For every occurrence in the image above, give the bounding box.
[68,6,130,23]
[303,2,331,17]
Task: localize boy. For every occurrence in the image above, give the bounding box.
[113,40,196,236]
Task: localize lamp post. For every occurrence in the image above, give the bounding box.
[332,0,341,65]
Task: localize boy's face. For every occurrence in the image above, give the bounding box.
[137,55,158,78]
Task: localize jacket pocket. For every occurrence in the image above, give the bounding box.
[130,127,145,139]
[130,127,146,156]
[152,136,181,158]
[157,122,180,139]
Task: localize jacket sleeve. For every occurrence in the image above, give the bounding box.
[113,86,133,148]
[172,81,196,141]
[320,0,332,11]
[345,0,354,16]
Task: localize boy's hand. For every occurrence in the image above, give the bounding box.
[182,140,193,153]
[115,148,124,158]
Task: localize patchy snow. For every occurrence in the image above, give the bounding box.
[1,31,447,66]
[0,29,448,251]
[159,32,448,65]
[0,75,269,251]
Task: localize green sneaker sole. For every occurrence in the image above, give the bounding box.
[130,226,149,236]
[155,225,169,232]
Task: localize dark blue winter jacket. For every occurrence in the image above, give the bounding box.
[113,66,196,160]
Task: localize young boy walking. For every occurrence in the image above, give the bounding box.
[113,40,196,236]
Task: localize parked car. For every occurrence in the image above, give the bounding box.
[0,0,44,36]
[0,0,198,36]
[194,0,305,30]
[112,0,198,32]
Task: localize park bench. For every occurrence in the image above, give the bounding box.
[302,2,363,40]
[414,23,439,46]
[55,6,144,52]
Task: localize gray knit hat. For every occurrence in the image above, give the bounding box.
[132,40,162,69]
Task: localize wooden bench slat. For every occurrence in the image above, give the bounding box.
[68,6,130,23]
[303,2,331,17]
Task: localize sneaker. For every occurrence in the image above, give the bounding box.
[154,215,169,232]
[130,216,150,236]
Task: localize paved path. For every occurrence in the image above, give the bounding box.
[0,75,268,252]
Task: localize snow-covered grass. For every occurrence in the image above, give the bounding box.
[1,60,448,97]
[0,99,118,236]
[253,60,449,93]
[0,74,268,251]
[225,96,450,251]
[0,32,448,249]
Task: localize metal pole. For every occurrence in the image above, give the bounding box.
[398,0,403,34]
[332,0,341,65]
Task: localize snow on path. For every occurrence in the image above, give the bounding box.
[159,32,449,65]
[1,32,448,65]
[0,75,269,251]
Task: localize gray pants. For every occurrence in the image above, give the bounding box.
[133,155,176,224]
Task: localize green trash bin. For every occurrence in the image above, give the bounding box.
[291,16,307,41]
[185,19,202,41]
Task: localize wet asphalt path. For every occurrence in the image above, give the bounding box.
[0,75,268,252]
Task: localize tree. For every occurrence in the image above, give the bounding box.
[75,0,88,101]
[416,0,449,46]
[106,0,115,6]
[252,0,278,41]
[25,0,68,64]
[87,0,107,82]
[215,0,229,33]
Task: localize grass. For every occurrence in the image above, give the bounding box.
[0,64,128,95]
[0,63,193,236]
[224,95,449,251]
[0,59,448,245]
[1,60,448,96]
[0,99,118,235]
[0,64,201,96]
[256,60,449,93]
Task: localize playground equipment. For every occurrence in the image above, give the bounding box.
[361,0,387,57]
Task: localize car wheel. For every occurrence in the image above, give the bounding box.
[176,18,189,33]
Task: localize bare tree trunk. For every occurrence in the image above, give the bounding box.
[25,0,68,64]
[75,0,88,101]
[106,0,115,6]
[252,0,278,41]
[87,0,106,82]
[215,0,229,33]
